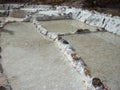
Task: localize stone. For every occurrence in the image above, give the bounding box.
[92,78,104,89]
[41,28,48,35]
[71,52,80,60]
[23,15,32,22]
[37,24,42,30]
[78,10,92,23]
[0,55,1,59]
[0,63,3,73]
[105,18,120,34]
[50,33,58,40]
[0,47,2,53]
[0,86,6,90]
[47,32,52,39]
[75,29,91,34]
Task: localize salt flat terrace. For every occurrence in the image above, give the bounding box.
[0,22,85,90]
[0,4,120,89]
[40,20,120,90]
[40,20,97,33]
[63,32,120,90]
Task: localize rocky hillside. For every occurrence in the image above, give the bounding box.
[1,0,120,16]
[1,0,120,7]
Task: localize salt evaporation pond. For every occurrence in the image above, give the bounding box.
[40,20,120,90]
[0,22,85,90]
[40,20,97,33]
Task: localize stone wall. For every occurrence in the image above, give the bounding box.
[67,8,120,35]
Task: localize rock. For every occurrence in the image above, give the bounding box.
[47,32,52,39]
[67,12,73,18]
[41,28,48,35]
[75,29,91,34]
[0,47,2,53]
[0,63,3,73]
[36,24,42,30]
[78,10,92,23]
[0,11,9,17]
[62,40,69,44]
[23,15,32,22]
[0,86,6,90]
[92,78,104,89]
[0,55,1,59]
[50,33,58,40]
[71,52,80,60]
[105,18,120,34]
